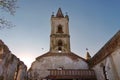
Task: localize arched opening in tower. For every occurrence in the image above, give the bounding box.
[57,25,63,33]
[58,40,63,53]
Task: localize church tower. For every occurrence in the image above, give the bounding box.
[50,8,71,53]
[28,8,96,80]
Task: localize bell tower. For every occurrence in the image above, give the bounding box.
[50,8,71,53]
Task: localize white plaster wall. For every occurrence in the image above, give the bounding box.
[105,56,115,80]
[93,48,120,80]
[32,56,88,69]
[111,48,120,79]
[92,60,105,80]
[29,56,88,79]
[93,56,119,80]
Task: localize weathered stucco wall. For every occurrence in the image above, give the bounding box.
[28,55,88,80]
[0,40,27,80]
[111,48,120,79]
[92,48,120,80]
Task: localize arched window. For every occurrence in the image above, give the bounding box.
[57,25,63,33]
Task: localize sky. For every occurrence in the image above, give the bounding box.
[0,0,120,69]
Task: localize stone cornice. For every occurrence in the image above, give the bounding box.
[50,34,70,38]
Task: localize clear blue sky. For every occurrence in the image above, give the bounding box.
[0,0,120,68]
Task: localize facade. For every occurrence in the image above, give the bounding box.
[28,8,97,80]
[28,8,120,80]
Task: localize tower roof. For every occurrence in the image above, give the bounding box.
[56,8,64,18]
